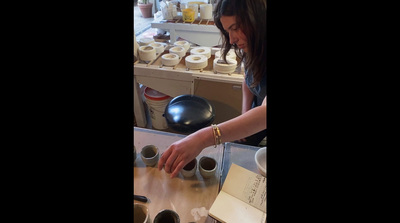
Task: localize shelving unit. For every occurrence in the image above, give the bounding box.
[134,45,244,128]
[151,17,222,47]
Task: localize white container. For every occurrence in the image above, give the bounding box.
[213,57,238,74]
[138,45,157,62]
[161,53,180,66]
[169,46,186,58]
[180,0,207,4]
[188,3,199,19]
[138,38,155,46]
[190,46,211,58]
[144,87,172,130]
[215,49,236,60]
[185,54,208,69]
[200,4,213,20]
[173,40,190,51]
[149,42,167,54]
[162,5,177,20]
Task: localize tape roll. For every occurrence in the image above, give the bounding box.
[215,49,236,60]
[190,47,211,59]
[213,58,238,74]
[138,38,154,46]
[161,53,180,66]
[169,46,186,58]
[200,4,213,20]
[185,54,208,69]
[174,41,190,51]
[149,42,167,54]
[139,45,156,61]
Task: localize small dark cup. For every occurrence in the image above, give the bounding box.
[153,209,180,223]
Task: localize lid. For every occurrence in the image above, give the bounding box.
[144,87,171,101]
[164,94,215,133]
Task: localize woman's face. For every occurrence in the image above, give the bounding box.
[220,15,248,52]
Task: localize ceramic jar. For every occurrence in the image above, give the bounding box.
[134,203,150,223]
[180,158,197,178]
[141,145,159,167]
[199,156,217,178]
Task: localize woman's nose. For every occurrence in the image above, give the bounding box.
[229,32,236,45]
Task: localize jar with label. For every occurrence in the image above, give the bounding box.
[182,8,195,22]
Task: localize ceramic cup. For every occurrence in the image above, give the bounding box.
[180,158,197,178]
[153,209,180,223]
[141,145,159,167]
[134,203,150,223]
[199,156,217,179]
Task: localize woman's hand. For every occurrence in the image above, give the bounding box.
[158,97,266,178]
[158,129,210,178]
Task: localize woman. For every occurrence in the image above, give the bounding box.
[158,0,267,178]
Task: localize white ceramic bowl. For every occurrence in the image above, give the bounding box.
[255,147,266,177]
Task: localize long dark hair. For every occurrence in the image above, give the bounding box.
[214,0,266,87]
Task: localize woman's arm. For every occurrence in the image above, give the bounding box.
[237,79,254,142]
[242,79,254,114]
[158,97,267,178]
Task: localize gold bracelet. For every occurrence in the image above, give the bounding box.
[211,124,222,148]
[211,125,217,147]
[215,125,221,145]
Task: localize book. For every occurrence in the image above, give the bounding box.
[209,163,267,223]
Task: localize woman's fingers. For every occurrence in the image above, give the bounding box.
[171,153,187,175]
[170,160,186,178]
[158,148,172,170]
[163,150,179,174]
